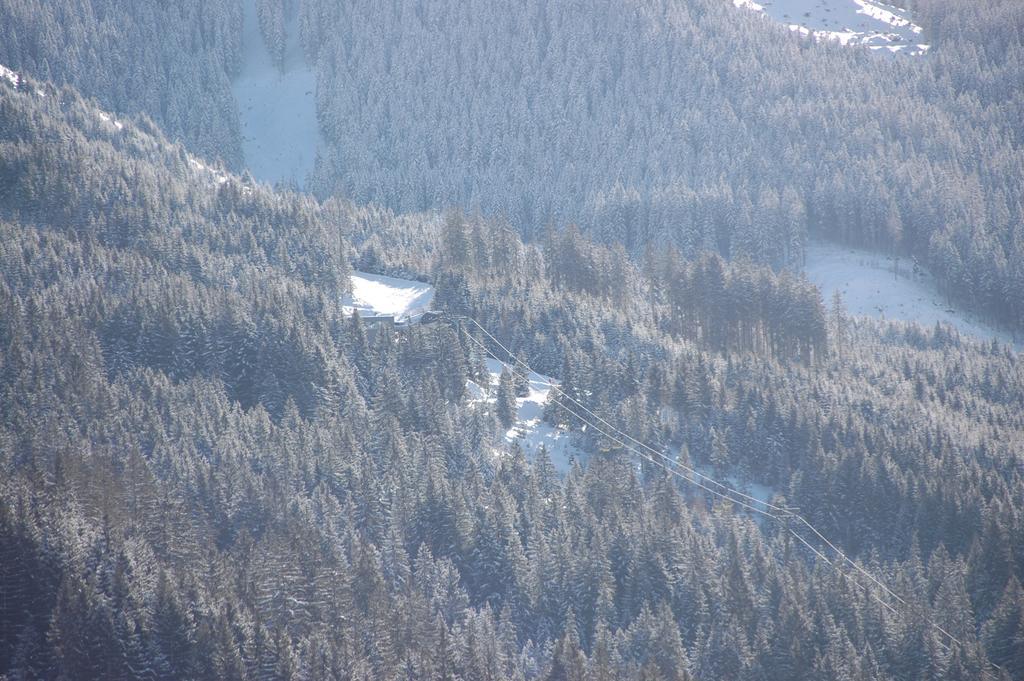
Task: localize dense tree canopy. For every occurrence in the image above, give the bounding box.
[1,0,1022,329]
[1,69,1022,680]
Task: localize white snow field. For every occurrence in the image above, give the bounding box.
[804,241,1020,349]
[733,0,928,54]
[468,359,583,474]
[232,0,322,188]
[340,272,435,322]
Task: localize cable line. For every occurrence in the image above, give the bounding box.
[462,316,793,515]
[449,313,1000,677]
[460,330,776,518]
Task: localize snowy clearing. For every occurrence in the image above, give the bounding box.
[733,0,928,55]
[804,241,1020,349]
[340,272,435,322]
[468,358,583,474]
[232,0,322,188]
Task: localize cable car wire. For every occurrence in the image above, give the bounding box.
[451,313,999,677]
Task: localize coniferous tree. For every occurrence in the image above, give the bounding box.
[496,367,518,431]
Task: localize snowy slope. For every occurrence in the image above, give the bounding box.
[805,241,1020,349]
[468,359,583,474]
[733,0,928,54]
[232,0,322,188]
[340,272,435,322]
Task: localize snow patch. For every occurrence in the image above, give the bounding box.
[677,461,783,520]
[232,0,322,188]
[0,64,19,88]
[733,0,928,55]
[804,241,1020,349]
[341,271,435,322]
[465,379,488,401]
[470,358,583,474]
[188,157,230,185]
[97,111,124,130]
[853,0,918,30]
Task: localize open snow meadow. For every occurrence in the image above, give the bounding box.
[232,0,321,187]
[804,241,1020,349]
[340,271,435,322]
[733,0,928,54]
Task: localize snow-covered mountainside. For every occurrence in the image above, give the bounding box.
[468,359,582,474]
[232,0,321,188]
[805,241,1019,349]
[733,0,928,54]
[340,272,435,322]
[338,269,578,470]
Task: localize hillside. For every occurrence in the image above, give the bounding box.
[2,64,1023,680]
[2,0,1023,330]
